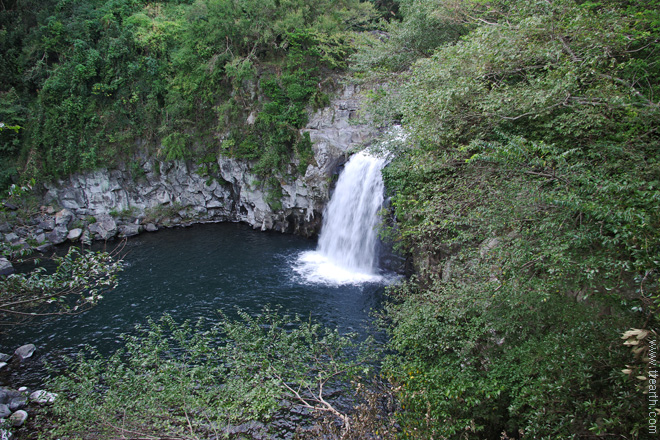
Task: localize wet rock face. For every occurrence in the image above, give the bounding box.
[38,84,374,239]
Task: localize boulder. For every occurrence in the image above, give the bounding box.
[55,208,74,227]
[0,354,10,362]
[37,218,56,231]
[0,363,6,370]
[118,224,141,237]
[0,404,10,418]
[8,396,27,412]
[144,223,158,232]
[88,214,117,240]
[67,228,83,241]
[33,233,46,245]
[0,258,14,276]
[11,239,29,251]
[46,226,68,245]
[3,233,19,243]
[36,243,53,253]
[9,410,27,427]
[14,344,36,361]
[29,390,57,404]
[479,237,501,258]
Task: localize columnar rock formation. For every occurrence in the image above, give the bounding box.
[0,84,375,259]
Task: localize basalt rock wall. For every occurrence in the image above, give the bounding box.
[38,84,374,241]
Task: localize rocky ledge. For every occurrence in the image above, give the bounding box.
[0,84,376,269]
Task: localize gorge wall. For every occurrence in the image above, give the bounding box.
[29,84,374,243]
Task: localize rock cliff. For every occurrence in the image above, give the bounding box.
[1,84,374,257]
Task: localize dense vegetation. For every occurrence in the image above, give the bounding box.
[0,0,379,190]
[41,309,372,439]
[2,0,659,439]
[354,0,660,438]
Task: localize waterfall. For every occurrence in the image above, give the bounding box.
[294,151,388,285]
[318,152,386,272]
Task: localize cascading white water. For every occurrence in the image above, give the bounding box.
[294,151,387,285]
[318,152,386,272]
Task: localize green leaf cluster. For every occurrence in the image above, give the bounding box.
[357,0,660,438]
[43,308,370,439]
[0,247,123,322]
[0,0,379,189]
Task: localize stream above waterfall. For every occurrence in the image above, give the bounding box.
[0,222,389,388]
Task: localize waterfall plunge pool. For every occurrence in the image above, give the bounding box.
[0,222,390,388]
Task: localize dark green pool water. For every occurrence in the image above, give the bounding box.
[1,222,387,387]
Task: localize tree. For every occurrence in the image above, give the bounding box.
[43,308,375,439]
[0,246,123,327]
[356,0,660,437]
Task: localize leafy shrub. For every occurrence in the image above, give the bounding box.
[358,0,660,438]
[42,308,371,439]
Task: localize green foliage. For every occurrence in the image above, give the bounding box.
[358,0,660,437]
[160,131,190,160]
[0,0,380,190]
[109,205,139,219]
[222,27,351,181]
[352,0,469,75]
[0,178,42,238]
[43,308,370,439]
[0,90,26,188]
[0,247,123,323]
[384,274,647,438]
[142,201,186,224]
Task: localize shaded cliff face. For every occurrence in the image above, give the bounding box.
[40,85,374,239]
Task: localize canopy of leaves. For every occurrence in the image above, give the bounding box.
[356,0,660,438]
[43,308,371,439]
[0,0,379,188]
